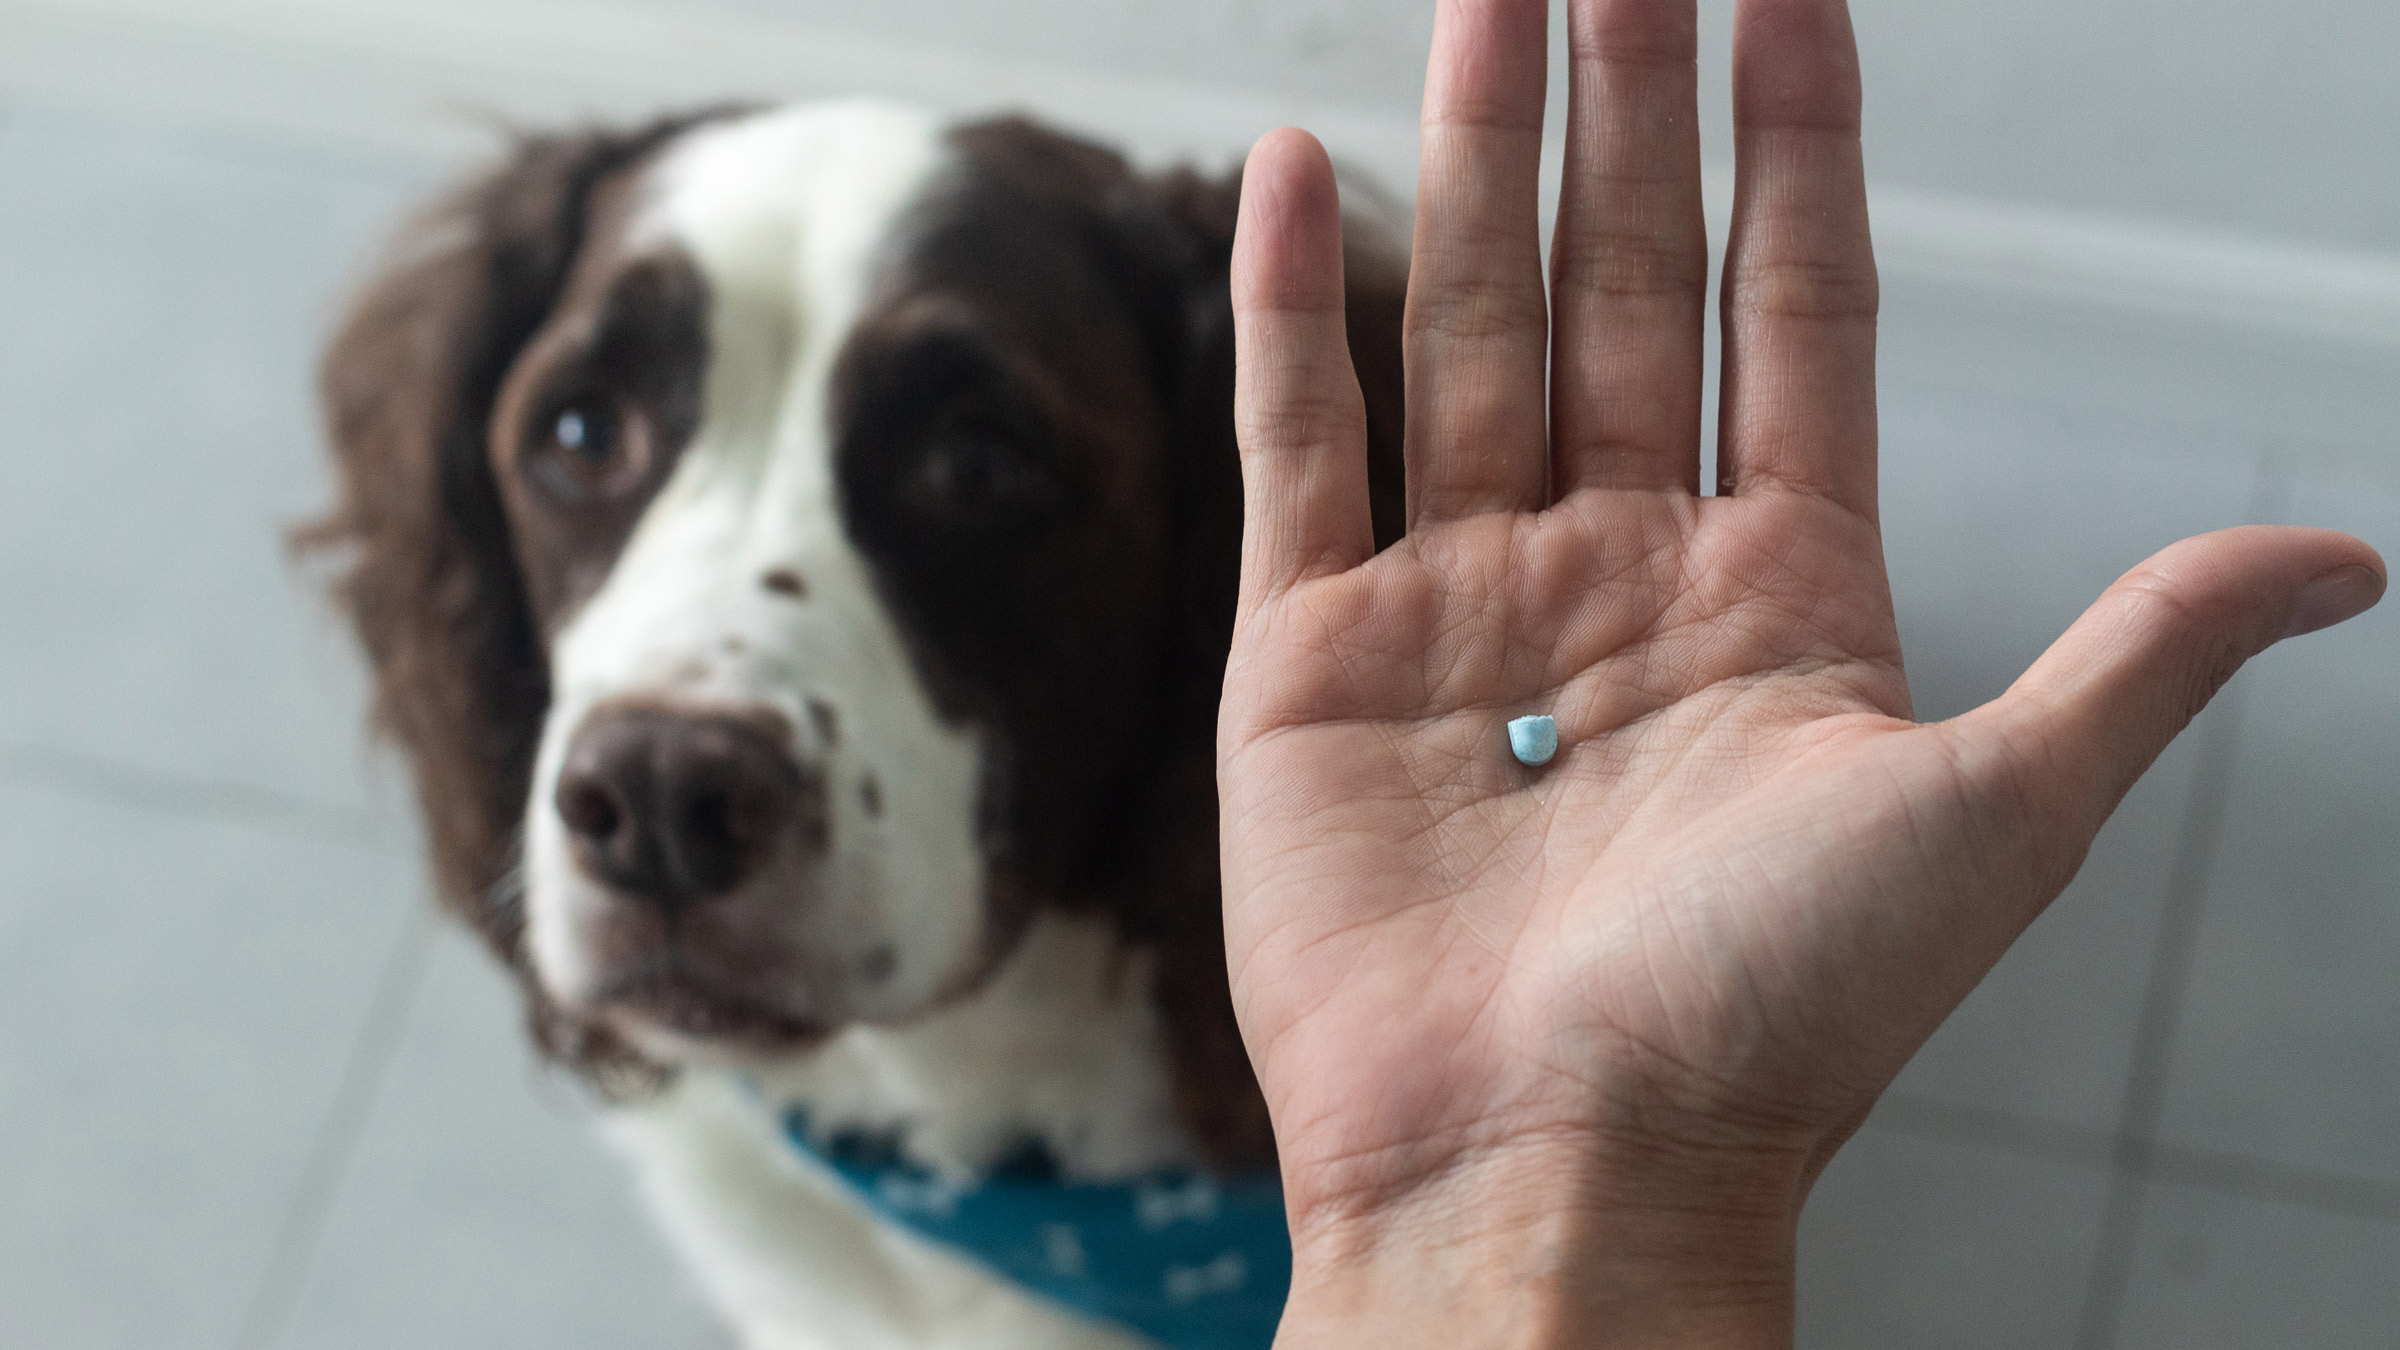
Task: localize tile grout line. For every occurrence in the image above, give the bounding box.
[2068,454,2291,1350]
[1869,1092,2117,1172]
[0,741,404,851]
[1870,1090,2400,1226]
[2068,687,2248,1349]
[226,903,439,1350]
[2142,1142,2400,1228]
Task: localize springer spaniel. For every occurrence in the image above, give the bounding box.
[310,100,1404,1349]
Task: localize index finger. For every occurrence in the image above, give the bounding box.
[1232,129,1375,603]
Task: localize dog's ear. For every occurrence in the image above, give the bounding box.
[301,114,721,1077]
[1335,197,1411,550]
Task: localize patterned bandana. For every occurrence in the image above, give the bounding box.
[779,1109,1291,1350]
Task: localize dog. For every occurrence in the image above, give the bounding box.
[309,99,1406,1349]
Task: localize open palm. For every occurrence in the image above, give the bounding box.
[1216,0,2385,1324]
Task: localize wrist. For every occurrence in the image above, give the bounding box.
[1273,1131,1802,1350]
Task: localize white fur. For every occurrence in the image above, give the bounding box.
[753,910,1198,1184]
[526,102,985,1025]
[606,913,1184,1350]
[513,102,1194,1348]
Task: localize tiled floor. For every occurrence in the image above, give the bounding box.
[262,930,724,1350]
[0,24,2395,1350]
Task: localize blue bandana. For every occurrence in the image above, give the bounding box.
[779,1109,1290,1349]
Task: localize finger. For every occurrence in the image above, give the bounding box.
[1958,527,2386,843]
[1717,0,1879,514]
[1549,0,1709,495]
[1405,0,1553,523]
[1232,129,1375,602]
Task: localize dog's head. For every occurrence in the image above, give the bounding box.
[311,101,1401,1151]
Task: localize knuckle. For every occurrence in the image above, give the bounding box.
[1406,279,1548,345]
[1569,5,1698,67]
[1423,86,1546,137]
[1726,255,1880,323]
[1552,225,1711,301]
[2111,572,2255,724]
[1238,387,1364,456]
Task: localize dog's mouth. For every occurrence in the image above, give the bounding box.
[589,953,835,1053]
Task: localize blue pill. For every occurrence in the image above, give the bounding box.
[1506,715,1558,767]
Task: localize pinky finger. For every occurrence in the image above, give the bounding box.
[1232,129,1375,603]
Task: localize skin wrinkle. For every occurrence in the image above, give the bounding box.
[1676,515,1892,652]
[1551,225,1709,301]
[1629,907,1749,1098]
[1278,1117,1513,1227]
[1280,1061,1599,1197]
[1246,909,1381,1029]
[1506,511,1655,650]
[1722,253,1881,328]
[1934,720,2094,901]
[1242,824,1447,923]
[1325,583,1438,712]
[2114,572,2261,725]
[1365,529,1552,704]
[1418,84,1551,142]
[1612,865,1839,1113]
[1276,662,1910,1052]
[1568,29,1696,74]
[1236,354,1360,453]
[1424,802,1541,906]
[1546,592,1896,754]
[1286,662,1900,1157]
[1313,971,1493,1150]
[1729,0,1863,124]
[1248,528,1900,922]
[1237,774,1454,897]
[1776,754,1956,972]
[1404,267,1549,345]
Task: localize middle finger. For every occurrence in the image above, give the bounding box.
[1548,0,1708,496]
[1404,0,1554,525]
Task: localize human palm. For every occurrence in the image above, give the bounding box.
[1217,0,2384,1328]
[1222,490,1919,1212]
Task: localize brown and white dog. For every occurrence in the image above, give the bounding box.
[310,100,1404,1348]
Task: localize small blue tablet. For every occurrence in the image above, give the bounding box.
[1507,715,1558,767]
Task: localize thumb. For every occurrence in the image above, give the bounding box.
[1959,525,2384,839]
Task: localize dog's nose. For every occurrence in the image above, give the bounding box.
[554,708,817,908]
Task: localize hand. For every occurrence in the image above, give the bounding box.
[1217,0,2388,1345]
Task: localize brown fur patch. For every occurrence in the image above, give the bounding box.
[300,109,740,1083]
[829,119,1408,1166]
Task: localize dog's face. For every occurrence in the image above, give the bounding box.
[491,105,1230,1060]
[314,100,1400,1139]
[436,103,1215,1063]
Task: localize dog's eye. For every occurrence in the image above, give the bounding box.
[530,400,651,500]
[555,407,611,465]
[902,435,1062,526]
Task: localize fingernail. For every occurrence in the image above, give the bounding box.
[2282,565,2387,640]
